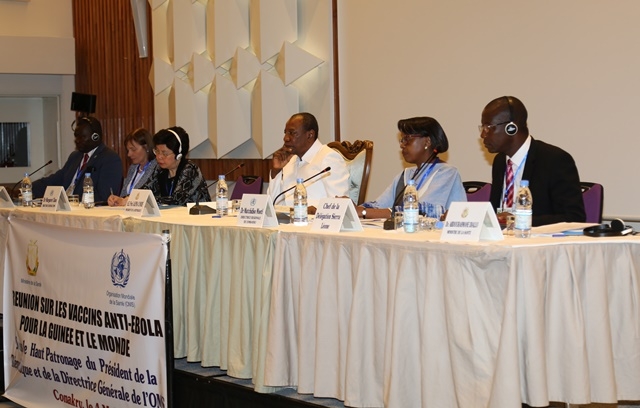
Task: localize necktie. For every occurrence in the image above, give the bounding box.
[80,153,89,171]
[505,159,514,209]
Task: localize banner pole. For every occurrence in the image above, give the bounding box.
[162,229,174,408]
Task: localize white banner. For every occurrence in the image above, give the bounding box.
[3,216,167,408]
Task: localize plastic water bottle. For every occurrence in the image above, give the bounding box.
[216,175,228,216]
[82,173,94,209]
[293,178,308,226]
[403,179,419,233]
[514,179,532,238]
[21,172,33,207]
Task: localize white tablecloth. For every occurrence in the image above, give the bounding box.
[264,226,640,407]
[123,208,280,392]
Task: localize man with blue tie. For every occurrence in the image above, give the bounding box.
[32,116,122,203]
[479,96,585,226]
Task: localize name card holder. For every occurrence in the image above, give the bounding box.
[0,186,15,208]
[40,186,71,211]
[441,201,503,242]
[236,194,278,227]
[124,189,161,217]
[311,198,363,232]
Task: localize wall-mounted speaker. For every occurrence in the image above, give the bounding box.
[70,92,97,114]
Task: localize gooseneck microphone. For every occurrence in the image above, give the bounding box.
[272,166,331,206]
[189,163,245,215]
[10,159,53,198]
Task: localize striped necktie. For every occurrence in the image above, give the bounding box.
[505,159,514,209]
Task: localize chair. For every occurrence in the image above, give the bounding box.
[463,181,491,202]
[581,182,604,223]
[328,140,374,205]
[230,175,263,200]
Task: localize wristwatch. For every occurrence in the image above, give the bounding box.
[361,208,367,219]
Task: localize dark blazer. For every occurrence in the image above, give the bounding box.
[489,138,586,226]
[32,144,123,202]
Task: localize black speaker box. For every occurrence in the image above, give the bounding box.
[70,92,97,114]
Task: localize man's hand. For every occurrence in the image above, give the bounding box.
[270,146,293,178]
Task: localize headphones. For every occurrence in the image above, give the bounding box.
[75,116,101,142]
[503,96,518,136]
[583,218,634,237]
[167,129,183,160]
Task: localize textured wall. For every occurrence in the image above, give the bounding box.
[150,0,333,162]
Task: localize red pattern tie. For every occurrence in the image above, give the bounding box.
[80,153,89,172]
[505,159,514,209]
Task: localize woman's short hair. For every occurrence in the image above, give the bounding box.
[397,116,449,153]
[154,126,190,158]
[124,128,155,162]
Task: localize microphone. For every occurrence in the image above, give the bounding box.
[272,166,331,206]
[189,163,245,215]
[10,160,53,198]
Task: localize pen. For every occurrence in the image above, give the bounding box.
[110,188,114,196]
[552,234,567,237]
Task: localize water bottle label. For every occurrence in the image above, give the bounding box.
[404,208,418,233]
[22,191,32,202]
[514,209,532,230]
[217,198,228,210]
[293,205,308,222]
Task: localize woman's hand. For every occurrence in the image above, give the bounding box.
[108,194,128,207]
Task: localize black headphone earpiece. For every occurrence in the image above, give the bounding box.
[583,218,633,237]
[77,116,100,142]
[167,129,183,161]
[504,96,518,136]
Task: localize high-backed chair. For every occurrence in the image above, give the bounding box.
[230,175,263,200]
[327,140,373,205]
[581,182,604,223]
[463,181,491,202]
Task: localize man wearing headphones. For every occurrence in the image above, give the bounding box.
[480,96,585,226]
[32,116,123,203]
[267,112,349,209]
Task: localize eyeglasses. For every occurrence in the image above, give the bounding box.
[153,149,174,158]
[399,134,424,145]
[478,121,510,134]
[284,130,299,137]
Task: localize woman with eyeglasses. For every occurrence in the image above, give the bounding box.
[108,126,210,206]
[355,116,466,220]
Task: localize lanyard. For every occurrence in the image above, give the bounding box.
[502,153,527,209]
[127,162,150,195]
[413,157,439,190]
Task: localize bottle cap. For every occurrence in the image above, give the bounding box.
[296,178,303,183]
[85,173,91,177]
[521,180,529,187]
[407,179,415,185]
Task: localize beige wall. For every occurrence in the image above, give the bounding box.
[0,0,73,37]
[0,0,75,180]
[338,0,640,220]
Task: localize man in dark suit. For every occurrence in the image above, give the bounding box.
[480,96,585,226]
[32,116,122,202]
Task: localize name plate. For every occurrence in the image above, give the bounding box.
[0,186,15,208]
[40,186,71,211]
[124,189,161,217]
[236,194,278,227]
[440,201,503,241]
[311,198,362,232]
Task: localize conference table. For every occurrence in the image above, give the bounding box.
[2,204,640,407]
[263,225,640,407]
[0,204,279,393]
